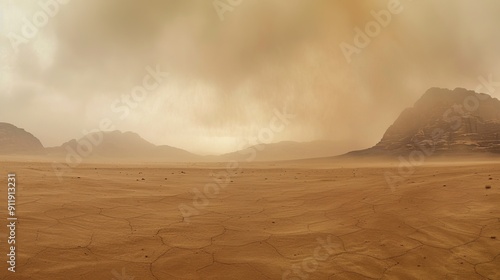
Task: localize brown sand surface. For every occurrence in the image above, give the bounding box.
[0,160,499,279]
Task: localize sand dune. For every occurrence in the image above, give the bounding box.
[1,159,499,279]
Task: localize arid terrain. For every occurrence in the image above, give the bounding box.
[3,0,500,279]
[1,159,499,280]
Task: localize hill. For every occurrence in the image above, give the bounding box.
[46,130,200,162]
[0,123,45,155]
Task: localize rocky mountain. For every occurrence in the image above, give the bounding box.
[46,130,200,162]
[351,87,500,156]
[0,123,45,154]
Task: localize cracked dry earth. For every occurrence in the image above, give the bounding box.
[1,161,499,280]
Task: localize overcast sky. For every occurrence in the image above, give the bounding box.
[1,0,500,155]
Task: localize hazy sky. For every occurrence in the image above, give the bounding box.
[1,0,500,155]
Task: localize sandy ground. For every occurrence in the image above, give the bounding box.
[0,160,499,280]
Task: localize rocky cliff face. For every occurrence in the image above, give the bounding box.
[367,88,500,155]
[0,123,45,154]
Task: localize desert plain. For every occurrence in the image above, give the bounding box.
[0,159,499,280]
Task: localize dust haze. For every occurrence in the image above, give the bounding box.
[2,0,500,154]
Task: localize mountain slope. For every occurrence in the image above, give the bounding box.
[350,87,500,156]
[0,123,45,154]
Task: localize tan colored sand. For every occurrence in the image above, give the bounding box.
[0,161,499,279]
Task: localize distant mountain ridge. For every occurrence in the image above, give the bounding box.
[46,130,200,162]
[4,87,499,161]
[217,140,349,161]
[0,123,348,161]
